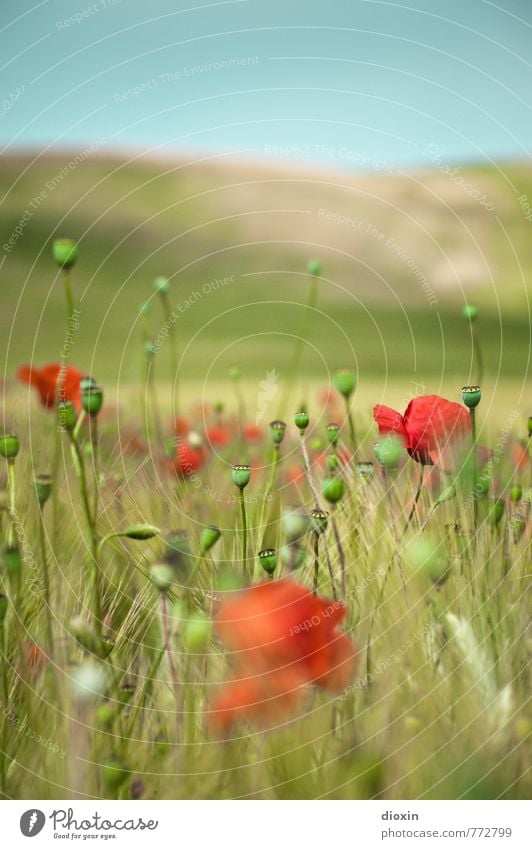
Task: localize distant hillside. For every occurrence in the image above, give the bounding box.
[0,150,530,385]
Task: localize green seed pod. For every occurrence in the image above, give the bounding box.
[0,434,19,460]
[70,616,102,655]
[150,563,174,593]
[356,461,375,479]
[35,473,52,507]
[57,401,77,432]
[326,453,339,473]
[53,238,78,269]
[145,341,157,356]
[81,378,103,416]
[165,529,191,565]
[95,703,116,729]
[154,276,170,295]
[307,259,322,276]
[334,369,356,399]
[117,682,135,705]
[282,508,309,542]
[510,484,523,502]
[102,760,130,792]
[231,464,251,489]
[258,548,277,575]
[0,594,7,624]
[229,366,240,381]
[183,613,212,652]
[199,525,221,554]
[123,523,160,541]
[488,498,505,526]
[461,385,481,409]
[405,538,450,587]
[309,508,328,536]
[374,435,403,469]
[463,304,478,321]
[326,422,340,446]
[269,419,286,446]
[322,476,344,504]
[3,546,21,580]
[294,411,309,433]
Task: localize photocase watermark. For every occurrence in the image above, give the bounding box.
[318,207,438,305]
[516,193,532,223]
[3,708,66,759]
[423,143,496,211]
[3,140,106,253]
[152,274,234,353]
[264,144,394,172]
[255,369,279,424]
[346,622,433,692]
[0,85,24,118]
[55,0,122,30]
[113,56,260,103]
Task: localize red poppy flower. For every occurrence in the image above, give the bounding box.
[373,394,470,466]
[17,363,83,409]
[167,440,204,476]
[243,423,263,443]
[205,424,231,447]
[170,415,189,437]
[208,580,358,733]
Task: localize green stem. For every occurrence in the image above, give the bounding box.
[279,272,318,417]
[470,408,478,532]
[38,508,54,663]
[239,488,248,575]
[472,326,484,386]
[0,622,8,796]
[403,463,425,533]
[162,292,179,420]
[313,532,320,595]
[6,461,16,549]
[345,398,357,455]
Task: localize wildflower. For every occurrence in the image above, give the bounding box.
[373,394,470,468]
[242,423,263,443]
[166,440,204,477]
[205,424,231,447]
[208,580,357,733]
[17,363,83,409]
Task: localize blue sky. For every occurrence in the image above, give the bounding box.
[1,0,531,169]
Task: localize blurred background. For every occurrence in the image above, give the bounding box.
[0,0,530,416]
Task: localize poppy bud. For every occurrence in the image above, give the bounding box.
[0,593,7,624]
[149,563,174,593]
[356,461,374,479]
[309,508,328,535]
[102,760,130,793]
[154,276,170,295]
[58,401,77,431]
[294,410,309,433]
[326,423,340,446]
[53,238,78,269]
[406,538,450,587]
[334,369,356,399]
[461,385,481,409]
[510,484,522,502]
[123,524,160,540]
[269,419,286,446]
[307,259,322,276]
[322,476,344,504]
[35,473,52,507]
[510,513,526,541]
[70,616,101,655]
[282,508,309,542]
[463,304,478,321]
[374,435,403,468]
[199,525,221,554]
[231,464,250,489]
[3,546,21,580]
[0,434,19,460]
[229,366,240,380]
[81,378,103,416]
[258,548,277,575]
[183,613,212,652]
[488,498,505,526]
[326,454,339,472]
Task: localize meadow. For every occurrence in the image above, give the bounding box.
[0,153,530,800]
